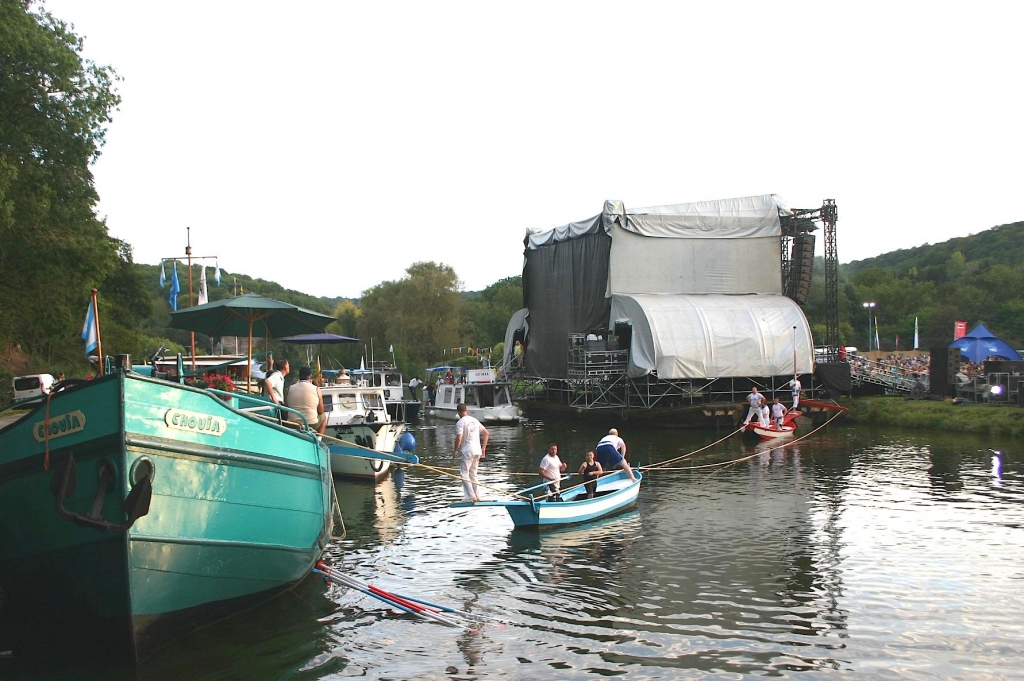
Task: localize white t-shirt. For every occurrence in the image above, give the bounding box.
[455,414,484,458]
[747,392,762,408]
[409,377,421,390]
[265,371,285,403]
[539,453,564,489]
[596,434,625,453]
[771,402,787,420]
[788,378,802,393]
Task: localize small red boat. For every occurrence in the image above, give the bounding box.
[744,399,847,441]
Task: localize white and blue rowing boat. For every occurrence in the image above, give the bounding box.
[452,469,642,529]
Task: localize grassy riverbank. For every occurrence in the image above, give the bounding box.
[842,396,1024,438]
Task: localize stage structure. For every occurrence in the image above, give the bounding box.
[502,195,844,415]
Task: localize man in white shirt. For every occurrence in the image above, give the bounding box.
[788,376,803,409]
[263,359,289,420]
[453,403,489,502]
[742,386,762,426]
[770,397,787,428]
[538,443,568,500]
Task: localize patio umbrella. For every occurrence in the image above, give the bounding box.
[169,294,337,384]
[280,333,360,372]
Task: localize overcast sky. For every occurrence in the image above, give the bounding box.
[42,0,1024,299]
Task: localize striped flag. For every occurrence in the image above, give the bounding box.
[913,317,919,349]
[874,317,880,351]
[159,262,167,288]
[81,299,98,354]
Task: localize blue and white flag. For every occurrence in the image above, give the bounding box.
[169,261,181,311]
[913,316,919,350]
[197,266,208,305]
[159,262,167,288]
[389,344,394,353]
[214,261,221,287]
[874,317,880,351]
[81,299,98,355]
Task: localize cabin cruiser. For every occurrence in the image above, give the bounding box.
[348,366,421,423]
[320,381,410,481]
[423,366,521,424]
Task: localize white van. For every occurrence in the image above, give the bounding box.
[11,374,55,402]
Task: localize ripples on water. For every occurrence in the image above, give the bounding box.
[3,421,1023,680]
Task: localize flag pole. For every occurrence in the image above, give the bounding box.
[186,227,196,371]
[92,288,103,373]
[792,326,797,377]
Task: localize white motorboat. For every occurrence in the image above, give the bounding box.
[423,366,521,425]
[320,383,412,481]
[347,366,422,423]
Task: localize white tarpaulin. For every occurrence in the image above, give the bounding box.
[610,293,814,379]
[605,195,787,295]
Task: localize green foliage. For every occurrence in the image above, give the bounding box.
[0,1,145,372]
[464,276,522,348]
[846,397,1024,438]
[834,221,1024,351]
[357,262,462,372]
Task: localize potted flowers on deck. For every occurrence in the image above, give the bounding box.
[188,373,236,401]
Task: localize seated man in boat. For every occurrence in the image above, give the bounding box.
[594,428,636,481]
[539,443,568,501]
[285,366,327,435]
[770,397,787,429]
[577,450,603,498]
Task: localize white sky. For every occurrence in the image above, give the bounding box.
[41,0,1024,299]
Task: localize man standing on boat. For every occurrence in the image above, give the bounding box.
[742,386,762,426]
[453,403,489,503]
[787,375,802,409]
[595,428,636,481]
[539,443,568,500]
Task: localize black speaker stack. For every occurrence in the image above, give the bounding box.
[787,234,815,304]
[929,347,959,398]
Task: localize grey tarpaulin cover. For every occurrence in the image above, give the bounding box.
[510,194,815,379]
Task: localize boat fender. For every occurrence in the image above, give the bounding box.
[398,432,417,452]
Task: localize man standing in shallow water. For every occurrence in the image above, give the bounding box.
[453,403,489,502]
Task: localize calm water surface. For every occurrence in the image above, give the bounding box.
[3,418,1023,680]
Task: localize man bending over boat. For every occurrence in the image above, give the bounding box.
[595,428,636,481]
[453,403,489,503]
[539,443,568,500]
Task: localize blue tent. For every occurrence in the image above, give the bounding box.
[949,323,1022,363]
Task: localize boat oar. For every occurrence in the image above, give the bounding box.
[314,563,474,629]
[317,562,510,625]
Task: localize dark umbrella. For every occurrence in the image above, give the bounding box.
[281,333,360,375]
[169,294,337,382]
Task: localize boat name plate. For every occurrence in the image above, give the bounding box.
[33,410,87,442]
[163,408,226,436]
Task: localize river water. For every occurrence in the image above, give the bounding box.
[4,417,1024,680]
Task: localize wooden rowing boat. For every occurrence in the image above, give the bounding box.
[451,469,642,529]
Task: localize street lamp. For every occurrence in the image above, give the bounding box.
[863,302,876,350]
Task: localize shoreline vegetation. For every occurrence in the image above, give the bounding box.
[841,396,1024,438]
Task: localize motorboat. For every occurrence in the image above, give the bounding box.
[423,366,521,424]
[320,382,414,481]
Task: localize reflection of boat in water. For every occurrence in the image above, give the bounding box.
[506,508,643,551]
[320,383,413,481]
[423,366,521,424]
[332,477,404,544]
[452,469,641,529]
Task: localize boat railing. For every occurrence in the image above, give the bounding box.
[206,388,315,432]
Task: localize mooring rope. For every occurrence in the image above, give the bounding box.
[643,425,746,469]
[651,409,846,471]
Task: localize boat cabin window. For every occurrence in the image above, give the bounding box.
[464,386,477,406]
[334,393,359,411]
[440,386,454,405]
[385,374,399,386]
[363,393,384,410]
